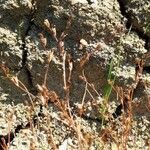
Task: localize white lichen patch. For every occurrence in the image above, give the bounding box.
[0,103,30,136]
[142,73,150,83]
[114,65,136,87]
[9,128,53,150]
[121,33,147,54]
[0,27,22,58]
[68,0,88,5]
[1,0,32,11]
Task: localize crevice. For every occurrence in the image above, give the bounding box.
[113,0,150,119]
[21,23,33,68]
[112,95,131,119]
[81,114,102,123]
[143,66,150,74]
[21,0,36,68]
[117,0,149,50]
[20,0,37,91]
[112,104,123,118]
[24,67,36,94]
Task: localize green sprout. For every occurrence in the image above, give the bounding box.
[100,57,120,126]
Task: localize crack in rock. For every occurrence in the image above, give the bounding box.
[20,0,37,89]
[117,0,149,50]
[143,66,150,73]
[113,0,150,118]
[21,0,36,68]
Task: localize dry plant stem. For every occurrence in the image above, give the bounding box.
[82,70,101,98]
[0,64,35,108]
[80,72,96,101]
[46,70,83,148]
[80,75,96,101]
[67,55,73,85]
[43,50,54,87]
[86,88,95,101]
[43,20,58,42]
[7,124,10,149]
[81,72,97,101]
[0,139,7,150]
[39,33,47,51]
[46,113,57,150]
[7,111,14,149]
[135,58,143,82]
[62,52,73,121]
[89,83,101,98]
[82,82,88,106]
[79,52,91,68]
[110,86,133,149]
[101,128,119,148]
[134,57,150,114]
[54,19,83,146]
[61,52,84,149]
[14,79,35,109]
[57,17,72,55]
[121,89,133,149]
[146,95,150,111]
[79,42,102,69]
[62,52,67,90]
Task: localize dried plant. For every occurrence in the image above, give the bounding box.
[0,14,149,150]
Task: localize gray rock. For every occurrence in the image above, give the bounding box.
[0,0,149,116]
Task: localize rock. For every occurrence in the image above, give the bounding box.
[0,0,149,116]
[0,0,150,148]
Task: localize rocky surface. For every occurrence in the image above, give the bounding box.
[0,0,150,149]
